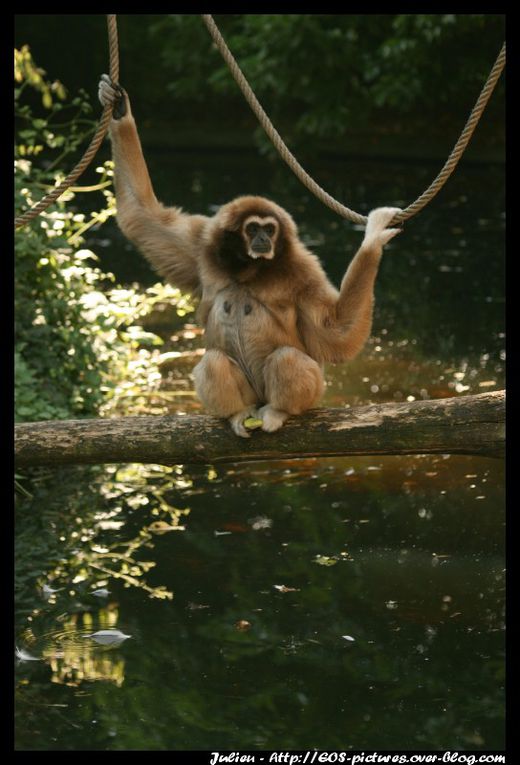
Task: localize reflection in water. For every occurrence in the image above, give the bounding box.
[15,153,504,750]
[15,453,505,750]
[18,611,130,687]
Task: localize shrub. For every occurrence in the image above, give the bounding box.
[15,47,193,422]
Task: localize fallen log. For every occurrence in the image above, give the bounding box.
[14,390,504,467]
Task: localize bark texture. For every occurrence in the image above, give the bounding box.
[15,391,504,467]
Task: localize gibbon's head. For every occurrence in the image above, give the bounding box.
[212,196,298,274]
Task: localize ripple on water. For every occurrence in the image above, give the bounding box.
[17,626,132,660]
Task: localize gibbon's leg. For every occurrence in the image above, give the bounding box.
[259,347,325,433]
[193,350,260,438]
[335,207,401,360]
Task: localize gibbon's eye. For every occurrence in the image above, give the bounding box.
[245,222,260,237]
[263,223,276,237]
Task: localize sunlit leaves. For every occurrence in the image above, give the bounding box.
[313,555,339,567]
[14,46,67,108]
[148,520,186,534]
[15,50,195,423]
[29,463,191,607]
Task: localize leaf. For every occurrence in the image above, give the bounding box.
[84,629,131,645]
[15,646,40,661]
[313,555,339,567]
[148,520,185,534]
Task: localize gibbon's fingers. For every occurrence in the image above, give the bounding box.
[98,79,113,107]
[98,74,127,119]
[363,207,403,249]
[379,227,401,246]
[100,73,126,96]
[98,74,117,100]
[364,207,402,237]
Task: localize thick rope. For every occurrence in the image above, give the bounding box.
[14,16,504,229]
[202,14,505,226]
[14,15,119,229]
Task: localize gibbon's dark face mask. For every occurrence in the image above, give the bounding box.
[244,218,278,260]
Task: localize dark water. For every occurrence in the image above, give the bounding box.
[15,150,505,750]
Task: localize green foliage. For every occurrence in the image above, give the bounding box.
[15,45,67,108]
[150,14,504,147]
[14,48,194,423]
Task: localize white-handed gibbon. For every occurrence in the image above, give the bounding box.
[98,74,401,437]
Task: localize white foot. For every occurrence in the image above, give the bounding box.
[257,404,289,433]
[229,406,259,438]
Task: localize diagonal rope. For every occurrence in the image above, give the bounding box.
[14,15,119,229]
[14,16,505,229]
[202,14,505,226]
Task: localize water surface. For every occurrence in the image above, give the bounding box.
[15,150,505,750]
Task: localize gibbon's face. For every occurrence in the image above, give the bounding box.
[241,215,280,260]
[213,197,294,275]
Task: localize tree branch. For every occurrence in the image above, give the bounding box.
[15,391,504,468]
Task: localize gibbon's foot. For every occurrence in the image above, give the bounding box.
[257,404,290,433]
[98,74,127,120]
[229,406,260,439]
[364,207,402,248]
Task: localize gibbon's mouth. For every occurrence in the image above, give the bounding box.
[248,247,274,260]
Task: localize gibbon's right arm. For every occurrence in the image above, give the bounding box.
[98,74,208,293]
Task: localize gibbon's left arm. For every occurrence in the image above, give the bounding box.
[298,207,401,364]
[98,75,209,294]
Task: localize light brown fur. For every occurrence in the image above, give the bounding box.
[99,76,401,436]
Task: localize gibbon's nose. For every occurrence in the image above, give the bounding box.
[251,234,271,253]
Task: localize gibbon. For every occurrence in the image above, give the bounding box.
[98,74,401,437]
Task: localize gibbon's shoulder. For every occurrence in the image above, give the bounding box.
[289,242,337,290]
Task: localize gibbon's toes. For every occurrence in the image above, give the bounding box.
[229,407,260,438]
[230,419,251,438]
[258,405,289,433]
[365,207,402,237]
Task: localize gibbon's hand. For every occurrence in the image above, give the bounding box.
[363,207,402,248]
[98,73,128,120]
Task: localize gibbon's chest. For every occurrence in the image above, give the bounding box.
[201,283,299,346]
